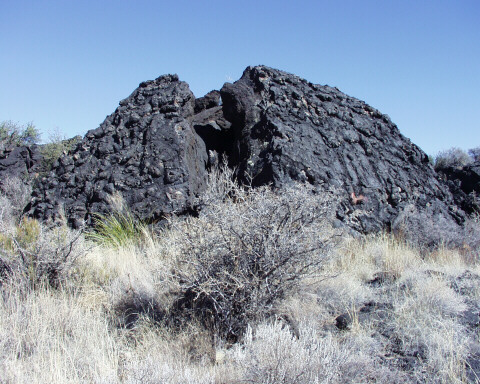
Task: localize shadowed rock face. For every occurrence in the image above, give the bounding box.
[0,145,43,186]
[436,161,480,215]
[26,65,464,232]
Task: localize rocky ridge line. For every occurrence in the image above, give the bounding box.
[25,66,464,232]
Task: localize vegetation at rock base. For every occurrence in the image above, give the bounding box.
[87,193,151,249]
[1,167,480,383]
[1,63,478,382]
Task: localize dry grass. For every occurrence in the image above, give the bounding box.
[0,283,119,383]
[1,170,480,383]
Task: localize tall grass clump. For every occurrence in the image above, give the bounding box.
[392,274,470,383]
[87,193,150,249]
[0,282,119,383]
[88,211,148,248]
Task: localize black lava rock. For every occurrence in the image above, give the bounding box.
[25,65,465,232]
[0,144,43,185]
[27,74,209,228]
[219,66,462,232]
[335,313,353,330]
[436,161,480,215]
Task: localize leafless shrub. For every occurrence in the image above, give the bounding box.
[0,218,85,288]
[461,214,480,261]
[0,175,32,222]
[0,177,86,288]
[113,287,166,329]
[468,147,480,162]
[170,168,338,341]
[194,160,239,208]
[434,147,472,171]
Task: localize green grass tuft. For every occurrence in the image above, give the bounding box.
[87,210,147,248]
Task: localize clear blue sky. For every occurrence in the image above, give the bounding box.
[1,0,478,155]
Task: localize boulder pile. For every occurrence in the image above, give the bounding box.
[0,144,43,187]
[24,66,464,232]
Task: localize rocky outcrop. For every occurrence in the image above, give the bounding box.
[0,144,43,188]
[27,65,464,232]
[218,66,462,232]
[28,75,209,228]
[436,161,480,214]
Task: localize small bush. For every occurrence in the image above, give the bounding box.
[223,320,399,384]
[393,205,461,250]
[434,147,472,171]
[170,168,338,341]
[88,212,146,248]
[40,132,81,172]
[0,120,40,149]
[392,204,480,256]
[0,176,32,222]
[0,218,84,288]
[468,146,480,162]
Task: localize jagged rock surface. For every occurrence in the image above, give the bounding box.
[28,75,209,228]
[27,66,464,232]
[436,161,480,214]
[219,66,462,232]
[0,145,43,187]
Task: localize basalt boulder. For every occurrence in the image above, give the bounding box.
[436,161,480,215]
[218,66,463,232]
[27,75,209,228]
[0,144,43,188]
[27,66,464,233]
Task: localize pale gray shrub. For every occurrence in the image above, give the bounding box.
[0,176,31,222]
[171,167,339,341]
[392,204,480,253]
[0,195,14,231]
[225,320,403,384]
[434,147,472,171]
[0,219,85,288]
[468,147,480,162]
[0,179,84,289]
